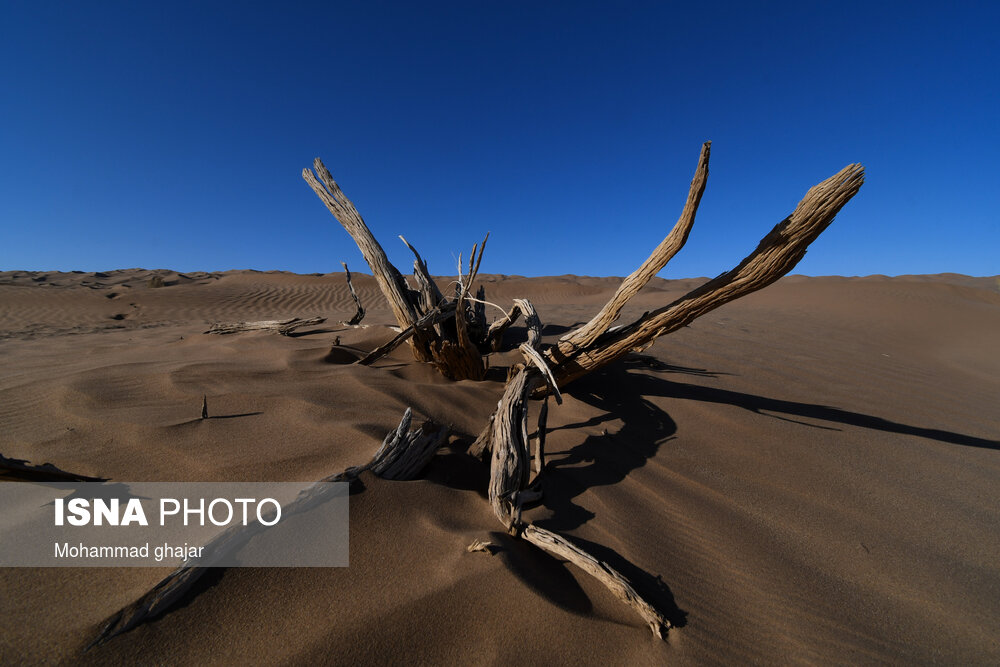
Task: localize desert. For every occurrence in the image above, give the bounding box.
[1,266,998,663]
[4,2,999,663]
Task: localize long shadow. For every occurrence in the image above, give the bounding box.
[630,370,1000,451]
[540,359,999,533]
[205,411,264,420]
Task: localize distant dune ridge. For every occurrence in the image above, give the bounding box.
[1,268,999,663]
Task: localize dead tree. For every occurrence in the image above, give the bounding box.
[87,143,863,650]
[303,141,865,638]
[303,162,490,379]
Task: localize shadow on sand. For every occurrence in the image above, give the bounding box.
[539,358,999,534]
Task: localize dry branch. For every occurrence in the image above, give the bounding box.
[305,161,494,379]
[304,160,432,360]
[89,409,447,649]
[485,366,671,638]
[400,235,445,314]
[439,234,491,380]
[483,297,540,353]
[356,303,457,366]
[557,141,711,353]
[204,317,326,336]
[341,262,366,325]
[521,525,670,639]
[487,367,538,527]
[547,162,865,387]
[484,302,521,350]
[466,539,498,555]
[468,415,495,460]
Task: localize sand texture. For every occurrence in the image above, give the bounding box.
[1,269,998,664]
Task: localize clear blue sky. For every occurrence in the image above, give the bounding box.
[2,1,997,278]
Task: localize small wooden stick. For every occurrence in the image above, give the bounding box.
[341,262,366,325]
[205,317,326,336]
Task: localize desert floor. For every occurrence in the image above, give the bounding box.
[1,269,998,664]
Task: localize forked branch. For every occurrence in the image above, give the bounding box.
[547,161,865,387]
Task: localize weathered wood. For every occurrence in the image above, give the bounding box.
[466,539,498,555]
[303,160,434,361]
[519,343,562,405]
[517,298,543,350]
[204,316,326,336]
[487,367,538,527]
[356,303,457,366]
[300,146,864,644]
[341,262,366,325]
[434,234,491,381]
[557,141,711,355]
[89,408,447,649]
[472,285,487,343]
[484,302,523,352]
[430,339,486,381]
[482,297,540,354]
[521,524,670,639]
[307,162,499,379]
[468,415,494,460]
[485,366,671,639]
[366,407,449,480]
[399,236,445,315]
[546,162,865,388]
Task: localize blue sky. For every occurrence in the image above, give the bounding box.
[2,1,997,277]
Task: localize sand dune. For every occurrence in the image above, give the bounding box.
[0,269,998,663]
